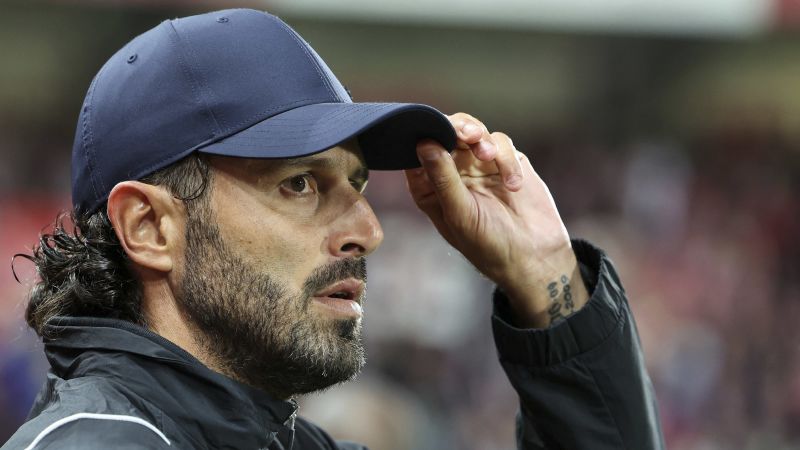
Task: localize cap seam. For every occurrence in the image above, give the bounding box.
[166,21,224,135]
[219,97,325,135]
[170,19,228,130]
[215,104,450,149]
[81,64,111,206]
[270,16,338,101]
[208,105,398,146]
[225,103,391,133]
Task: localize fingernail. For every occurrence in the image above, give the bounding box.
[462,122,480,136]
[506,174,522,188]
[419,145,440,161]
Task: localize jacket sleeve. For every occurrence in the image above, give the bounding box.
[492,239,665,450]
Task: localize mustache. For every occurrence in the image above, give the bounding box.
[302,257,367,299]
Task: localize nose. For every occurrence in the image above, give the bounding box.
[328,195,384,258]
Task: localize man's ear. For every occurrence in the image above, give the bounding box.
[107,181,183,273]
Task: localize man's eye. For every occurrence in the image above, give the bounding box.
[281,174,316,195]
[350,179,366,193]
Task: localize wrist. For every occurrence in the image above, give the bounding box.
[498,245,590,328]
[497,240,575,294]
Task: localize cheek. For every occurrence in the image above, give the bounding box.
[211,187,329,288]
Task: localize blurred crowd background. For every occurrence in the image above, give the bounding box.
[2,1,800,449]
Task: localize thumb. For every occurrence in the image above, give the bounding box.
[416,140,472,220]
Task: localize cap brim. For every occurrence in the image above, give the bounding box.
[197,102,457,170]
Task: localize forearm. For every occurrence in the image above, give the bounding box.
[493,240,665,449]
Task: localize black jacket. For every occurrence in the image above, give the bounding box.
[2,240,665,449]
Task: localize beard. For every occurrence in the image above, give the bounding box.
[177,207,367,399]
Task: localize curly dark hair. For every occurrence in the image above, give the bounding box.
[14,154,212,337]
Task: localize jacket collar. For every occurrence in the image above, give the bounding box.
[42,316,298,449]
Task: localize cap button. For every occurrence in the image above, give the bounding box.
[216,17,229,23]
[126,54,138,64]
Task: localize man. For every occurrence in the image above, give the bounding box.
[3,8,664,450]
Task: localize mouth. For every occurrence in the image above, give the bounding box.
[313,278,364,301]
[311,278,365,318]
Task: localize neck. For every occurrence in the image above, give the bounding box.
[141,280,223,373]
[141,280,293,400]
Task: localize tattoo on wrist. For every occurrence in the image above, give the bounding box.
[545,275,575,325]
[561,275,575,311]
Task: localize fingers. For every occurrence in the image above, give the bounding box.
[490,132,524,191]
[404,167,445,223]
[413,139,472,219]
[404,167,459,247]
[448,112,497,161]
[404,167,435,208]
[448,112,525,192]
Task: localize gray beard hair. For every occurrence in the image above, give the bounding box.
[177,208,367,399]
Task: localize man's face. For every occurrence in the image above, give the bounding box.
[177,140,384,399]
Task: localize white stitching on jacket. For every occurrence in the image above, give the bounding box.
[23,412,171,449]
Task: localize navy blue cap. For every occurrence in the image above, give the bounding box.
[71,8,457,215]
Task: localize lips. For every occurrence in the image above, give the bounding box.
[312,278,364,302]
[311,278,365,318]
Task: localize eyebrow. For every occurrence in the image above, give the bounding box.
[282,154,369,184]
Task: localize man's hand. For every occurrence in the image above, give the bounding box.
[404,113,589,328]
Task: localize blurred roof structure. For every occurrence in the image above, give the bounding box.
[267,0,773,36]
